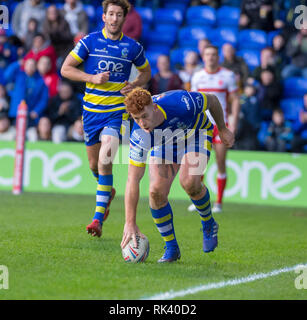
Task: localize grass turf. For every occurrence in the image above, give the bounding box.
[0,191,306,300]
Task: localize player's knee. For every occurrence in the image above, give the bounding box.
[180,176,201,197]
[149,186,168,208]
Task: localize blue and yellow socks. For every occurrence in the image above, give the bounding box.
[190,188,214,230]
[93,174,113,225]
[150,203,178,248]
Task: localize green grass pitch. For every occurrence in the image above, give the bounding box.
[0,191,306,300]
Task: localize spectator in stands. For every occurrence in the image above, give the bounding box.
[273,0,303,40]
[191,0,221,8]
[43,5,74,67]
[257,67,282,120]
[7,58,48,141]
[193,38,212,73]
[62,0,89,38]
[281,23,307,79]
[250,47,279,83]
[0,84,15,141]
[292,93,307,153]
[24,18,39,52]
[272,33,289,75]
[240,0,274,31]
[221,43,249,91]
[178,51,199,91]
[235,83,261,150]
[23,33,57,74]
[198,38,211,61]
[0,29,11,75]
[11,0,46,42]
[67,117,84,142]
[38,81,82,143]
[149,55,183,95]
[265,108,293,152]
[123,4,142,41]
[37,55,59,98]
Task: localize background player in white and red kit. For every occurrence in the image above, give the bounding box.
[189,46,240,213]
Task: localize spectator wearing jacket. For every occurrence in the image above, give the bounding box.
[7,58,48,141]
[149,55,183,95]
[235,84,261,150]
[12,0,46,41]
[38,81,82,143]
[292,93,307,153]
[265,108,293,152]
[43,5,74,66]
[23,33,57,73]
[281,24,307,79]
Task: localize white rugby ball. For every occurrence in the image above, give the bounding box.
[122,235,150,263]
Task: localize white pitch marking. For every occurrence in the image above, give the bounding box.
[143,262,307,300]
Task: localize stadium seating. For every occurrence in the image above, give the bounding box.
[146,50,163,68]
[170,47,198,68]
[238,29,268,51]
[178,26,213,48]
[213,27,239,48]
[153,8,184,26]
[257,121,270,147]
[186,6,216,27]
[280,98,303,121]
[135,7,153,26]
[216,6,240,27]
[145,28,177,49]
[237,49,261,71]
[282,78,307,98]
[267,30,281,46]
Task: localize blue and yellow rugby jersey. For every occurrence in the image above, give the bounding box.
[129,90,213,167]
[70,28,149,113]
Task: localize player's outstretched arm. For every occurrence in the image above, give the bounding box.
[206,93,235,148]
[121,162,146,249]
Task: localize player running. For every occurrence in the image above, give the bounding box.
[120,88,234,262]
[189,45,240,213]
[61,0,151,237]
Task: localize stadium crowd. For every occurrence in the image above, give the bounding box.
[0,0,306,152]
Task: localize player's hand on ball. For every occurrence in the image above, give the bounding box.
[121,222,144,249]
[219,127,235,148]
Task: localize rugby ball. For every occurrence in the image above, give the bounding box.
[122,235,150,263]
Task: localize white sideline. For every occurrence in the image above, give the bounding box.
[143,262,307,300]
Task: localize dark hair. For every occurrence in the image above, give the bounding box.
[33,32,46,41]
[102,0,131,17]
[204,45,219,54]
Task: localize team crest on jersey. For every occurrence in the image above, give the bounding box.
[121,47,129,58]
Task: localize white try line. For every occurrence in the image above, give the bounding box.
[143,262,307,300]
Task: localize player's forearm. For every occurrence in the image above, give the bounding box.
[61,64,92,83]
[125,180,140,224]
[131,66,151,88]
[207,94,227,130]
[124,164,145,224]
